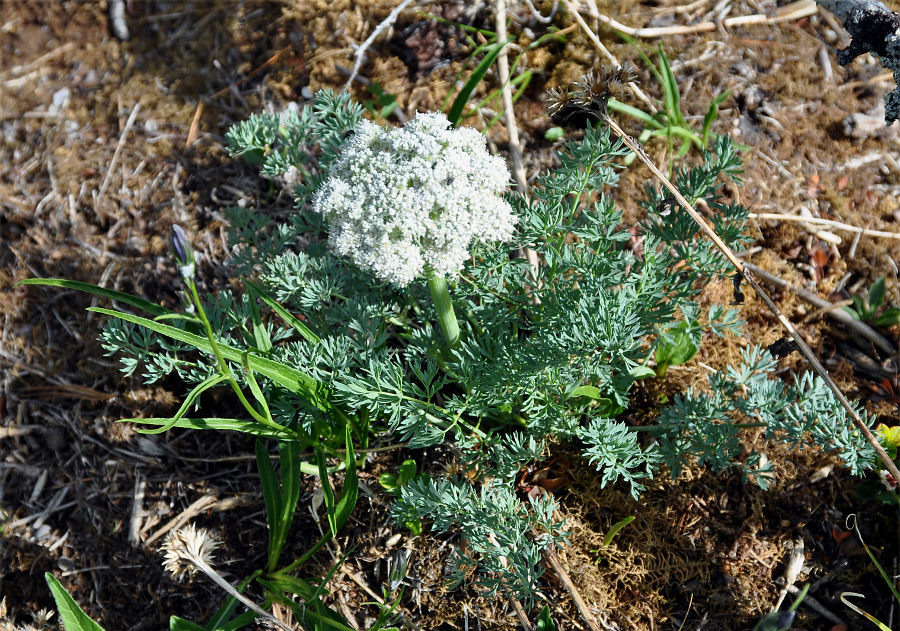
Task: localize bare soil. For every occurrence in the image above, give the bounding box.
[2,1,899,630]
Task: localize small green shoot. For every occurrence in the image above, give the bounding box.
[363,81,399,123]
[434,14,572,128]
[535,606,557,631]
[607,38,733,171]
[654,318,701,377]
[544,126,564,141]
[844,276,900,327]
[380,460,423,535]
[592,515,635,564]
[445,36,515,126]
[379,459,418,494]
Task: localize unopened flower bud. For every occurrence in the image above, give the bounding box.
[171,224,195,280]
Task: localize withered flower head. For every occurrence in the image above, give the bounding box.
[545,86,573,119]
[161,523,221,582]
[573,63,638,115]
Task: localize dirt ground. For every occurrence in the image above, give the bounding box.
[2,1,900,630]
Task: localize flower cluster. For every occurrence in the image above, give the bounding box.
[312,112,517,286]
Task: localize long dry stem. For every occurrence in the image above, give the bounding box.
[601,113,900,483]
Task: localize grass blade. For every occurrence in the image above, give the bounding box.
[87,307,330,410]
[446,36,515,126]
[19,278,171,317]
[137,373,228,435]
[317,444,338,537]
[245,279,320,345]
[256,440,284,571]
[122,417,302,440]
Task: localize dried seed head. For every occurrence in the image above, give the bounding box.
[575,63,638,115]
[545,86,573,119]
[161,523,221,582]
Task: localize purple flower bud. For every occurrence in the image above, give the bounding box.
[171,224,195,280]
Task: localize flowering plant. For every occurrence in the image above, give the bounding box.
[22,89,878,627]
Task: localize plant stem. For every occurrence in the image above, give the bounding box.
[191,557,293,631]
[427,273,460,349]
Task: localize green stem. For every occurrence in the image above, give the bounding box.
[427,273,460,349]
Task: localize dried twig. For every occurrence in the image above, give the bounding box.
[128,470,146,548]
[563,0,656,112]
[601,111,900,483]
[750,212,900,241]
[575,0,816,38]
[341,0,417,93]
[145,493,217,546]
[740,261,895,356]
[541,540,609,631]
[0,42,77,82]
[96,103,141,213]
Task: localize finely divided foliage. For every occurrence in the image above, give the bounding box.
[96,90,877,603]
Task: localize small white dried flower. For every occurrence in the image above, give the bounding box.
[313,112,517,286]
[161,523,220,582]
[879,468,898,492]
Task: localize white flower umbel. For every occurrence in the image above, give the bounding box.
[314,112,516,348]
[313,112,517,287]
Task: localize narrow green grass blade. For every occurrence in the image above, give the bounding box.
[241,351,274,426]
[245,279,320,345]
[646,126,702,145]
[317,445,338,537]
[18,278,171,317]
[261,575,316,600]
[292,606,356,631]
[277,440,301,557]
[657,45,684,127]
[615,31,663,86]
[168,617,205,631]
[840,593,892,631]
[204,575,255,631]
[446,36,515,126]
[602,515,635,547]
[286,427,359,570]
[138,373,228,435]
[702,90,730,145]
[334,425,359,534]
[246,286,273,353]
[87,307,330,410]
[123,417,302,440]
[256,440,284,571]
[608,99,664,128]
